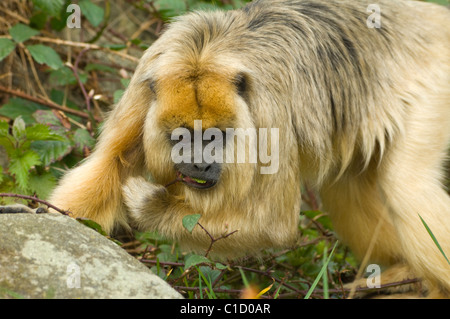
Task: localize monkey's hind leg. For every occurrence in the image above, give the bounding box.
[378,105,450,297]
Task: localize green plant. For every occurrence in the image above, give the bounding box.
[0,99,95,202]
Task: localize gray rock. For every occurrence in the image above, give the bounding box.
[0,213,182,299]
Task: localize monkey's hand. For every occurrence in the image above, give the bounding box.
[122,176,175,231]
[0,204,48,214]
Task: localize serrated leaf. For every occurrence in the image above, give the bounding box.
[9,150,41,191]
[31,0,65,18]
[79,0,104,27]
[27,44,63,70]
[28,171,56,199]
[0,97,44,124]
[12,117,26,140]
[9,23,40,43]
[73,128,95,153]
[25,123,65,142]
[184,254,211,270]
[182,214,201,233]
[0,38,16,61]
[33,110,68,135]
[31,139,72,166]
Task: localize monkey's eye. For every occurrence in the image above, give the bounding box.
[234,73,248,97]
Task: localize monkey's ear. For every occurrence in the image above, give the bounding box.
[148,79,157,95]
[234,73,248,97]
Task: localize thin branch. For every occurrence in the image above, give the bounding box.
[0,35,140,63]
[0,193,71,216]
[0,85,102,122]
[197,222,239,258]
[67,48,92,111]
[31,36,139,63]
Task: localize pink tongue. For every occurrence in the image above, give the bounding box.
[183,175,196,183]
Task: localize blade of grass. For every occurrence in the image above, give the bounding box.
[238,267,250,288]
[273,284,282,299]
[322,244,329,299]
[256,279,274,298]
[419,214,449,265]
[196,266,217,299]
[304,241,338,299]
[198,268,203,299]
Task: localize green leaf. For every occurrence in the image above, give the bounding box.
[156,0,187,20]
[113,89,124,104]
[26,124,65,142]
[102,43,127,51]
[31,139,72,166]
[28,171,56,199]
[84,63,116,74]
[31,0,65,18]
[76,218,108,236]
[425,0,448,5]
[0,121,9,137]
[29,10,48,30]
[182,214,201,233]
[120,78,131,88]
[0,166,4,185]
[9,150,41,191]
[184,254,210,270]
[79,0,104,27]
[215,263,228,270]
[0,38,16,62]
[419,214,450,265]
[33,110,68,135]
[27,44,63,70]
[12,117,26,140]
[0,98,44,124]
[73,128,95,153]
[9,23,40,43]
[49,66,83,86]
[302,210,333,230]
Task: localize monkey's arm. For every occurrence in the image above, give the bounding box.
[48,75,152,234]
[122,176,191,237]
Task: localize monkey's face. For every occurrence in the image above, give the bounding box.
[140,53,256,211]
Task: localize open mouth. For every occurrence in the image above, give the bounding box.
[176,171,217,189]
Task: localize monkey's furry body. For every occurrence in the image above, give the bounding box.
[50,0,450,297]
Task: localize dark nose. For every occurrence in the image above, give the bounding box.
[175,161,222,182]
[193,163,211,173]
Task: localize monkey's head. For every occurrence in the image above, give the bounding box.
[120,10,300,256]
[132,14,264,215]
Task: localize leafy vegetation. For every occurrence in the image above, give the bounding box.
[0,0,447,299]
